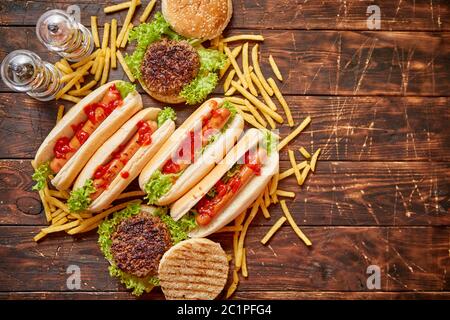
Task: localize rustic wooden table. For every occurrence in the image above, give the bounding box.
[0,0,449,300]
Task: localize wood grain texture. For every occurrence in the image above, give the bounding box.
[1,160,449,227]
[0,226,448,293]
[1,28,449,96]
[1,94,449,161]
[0,1,448,31]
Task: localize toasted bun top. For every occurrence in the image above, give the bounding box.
[158,238,229,300]
[162,0,233,40]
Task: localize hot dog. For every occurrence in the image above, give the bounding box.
[139,98,244,206]
[170,128,279,238]
[33,81,143,191]
[70,108,176,213]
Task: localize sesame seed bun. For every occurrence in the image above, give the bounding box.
[162,0,233,40]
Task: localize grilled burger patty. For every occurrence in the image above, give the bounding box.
[110,213,172,278]
[141,39,200,96]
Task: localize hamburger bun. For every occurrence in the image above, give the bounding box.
[162,0,233,40]
[158,238,229,300]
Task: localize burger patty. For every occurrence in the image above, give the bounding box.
[110,213,172,278]
[141,39,200,96]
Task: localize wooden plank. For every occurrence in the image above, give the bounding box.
[0,226,448,292]
[1,94,449,161]
[1,291,450,300]
[1,160,449,226]
[0,1,448,31]
[1,28,449,96]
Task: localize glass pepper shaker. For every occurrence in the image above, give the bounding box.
[0,50,63,101]
[36,9,94,62]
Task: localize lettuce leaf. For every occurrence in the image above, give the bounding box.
[157,107,177,127]
[197,48,227,73]
[116,81,136,99]
[153,209,197,244]
[221,100,237,119]
[32,162,53,191]
[143,170,175,205]
[263,129,277,156]
[180,72,219,105]
[98,203,194,296]
[97,202,158,296]
[67,179,96,212]
[125,12,182,78]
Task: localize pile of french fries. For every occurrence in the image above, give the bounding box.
[38,0,323,299]
[53,0,157,103]
[209,34,322,297]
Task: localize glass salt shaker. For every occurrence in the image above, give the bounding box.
[0,50,63,101]
[36,9,94,62]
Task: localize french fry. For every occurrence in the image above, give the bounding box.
[51,208,64,218]
[91,52,100,75]
[220,45,242,78]
[238,110,265,129]
[74,220,101,233]
[264,185,271,208]
[271,192,278,204]
[60,94,81,103]
[225,97,246,105]
[71,49,100,69]
[104,0,141,13]
[33,231,47,242]
[116,190,145,200]
[41,220,80,234]
[299,164,311,186]
[231,81,283,123]
[56,62,93,99]
[91,16,100,48]
[55,61,73,74]
[244,99,267,127]
[267,78,294,127]
[38,189,52,222]
[242,248,248,278]
[68,80,98,96]
[299,147,311,159]
[250,72,277,111]
[223,69,235,92]
[116,0,138,47]
[277,116,311,150]
[47,196,70,213]
[269,54,283,81]
[116,51,136,82]
[223,34,264,43]
[74,81,81,90]
[60,72,80,83]
[67,200,141,235]
[262,110,276,129]
[224,46,248,88]
[120,23,133,48]
[101,48,111,85]
[251,44,274,96]
[56,105,65,123]
[288,150,302,185]
[59,59,72,70]
[242,42,258,96]
[225,270,239,299]
[276,190,295,198]
[110,19,118,69]
[279,161,308,180]
[52,210,68,224]
[280,200,312,246]
[236,200,260,268]
[269,172,279,196]
[310,148,321,172]
[101,23,110,50]
[48,189,69,199]
[139,0,156,22]
[95,54,105,82]
[235,210,247,227]
[260,193,271,219]
[261,216,286,245]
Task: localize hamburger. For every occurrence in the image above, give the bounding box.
[98,203,196,296]
[161,0,233,40]
[125,12,227,105]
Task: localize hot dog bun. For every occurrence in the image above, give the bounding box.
[34,81,142,191]
[170,129,279,238]
[138,98,244,205]
[74,108,175,212]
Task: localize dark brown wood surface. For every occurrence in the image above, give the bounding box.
[0,0,449,300]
